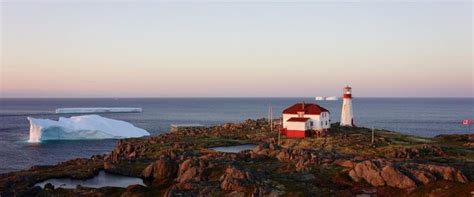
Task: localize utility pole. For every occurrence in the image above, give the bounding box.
[269,105,280,145]
[371,127,375,145]
[278,117,281,146]
[268,105,270,122]
[270,105,273,131]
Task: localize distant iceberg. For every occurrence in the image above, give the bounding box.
[27,115,150,143]
[315,97,325,101]
[55,108,142,114]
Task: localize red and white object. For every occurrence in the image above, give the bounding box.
[281,102,330,138]
[462,120,472,125]
[284,117,311,138]
[340,86,355,127]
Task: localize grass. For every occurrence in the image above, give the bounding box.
[183,136,252,148]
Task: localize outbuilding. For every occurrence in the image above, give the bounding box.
[280,102,330,138]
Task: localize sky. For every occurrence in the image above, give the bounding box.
[0,1,472,97]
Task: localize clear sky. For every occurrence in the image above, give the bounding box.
[1,1,472,97]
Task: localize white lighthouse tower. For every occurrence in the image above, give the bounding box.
[340,86,355,127]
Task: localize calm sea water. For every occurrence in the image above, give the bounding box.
[0,98,473,174]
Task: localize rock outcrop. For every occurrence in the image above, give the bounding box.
[344,159,468,189]
[464,142,474,148]
[387,145,446,159]
[348,159,388,187]
[142,157,178,181]
[1,119,473,197]
[406,163,468,183]
[220,166,255,192]
[177,158,208,183]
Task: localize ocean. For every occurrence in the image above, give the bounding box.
[0,98,472,174]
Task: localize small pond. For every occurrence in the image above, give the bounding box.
[210,144,256,153]
[35,171,146,189]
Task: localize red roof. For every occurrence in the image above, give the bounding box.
[282,103,329,115]
[287,117,310,122]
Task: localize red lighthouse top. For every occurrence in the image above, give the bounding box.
[343,86,352,99]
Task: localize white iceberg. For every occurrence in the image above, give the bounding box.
[315,96,325,101]
[55,108,142,114]
[325,96,339,101]
[27,115,150,143]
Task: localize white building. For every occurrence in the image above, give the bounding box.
[340,86,355,127]
[281,102,330,138]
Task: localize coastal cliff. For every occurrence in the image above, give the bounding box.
[1,119,473,196]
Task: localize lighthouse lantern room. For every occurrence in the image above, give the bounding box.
[340,86,355,127]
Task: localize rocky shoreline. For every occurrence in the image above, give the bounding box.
[1,119,473,196]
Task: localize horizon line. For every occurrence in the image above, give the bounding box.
[1,96,473,99]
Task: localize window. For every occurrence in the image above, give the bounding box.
[326,121,328,126]
[321,121,323,126]
[310,121,313,126]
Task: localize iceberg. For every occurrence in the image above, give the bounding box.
[325,97,339,101]
[315,96,325,101]
[27,115,150,143]
[55,108,142,114]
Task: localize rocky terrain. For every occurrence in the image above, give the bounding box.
[1,119,473,196]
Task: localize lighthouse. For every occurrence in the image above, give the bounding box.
[340,86,355,127]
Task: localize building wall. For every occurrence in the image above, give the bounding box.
[283,113,330,130]
[286,130,308,138]
[340,98,354,126]
[318,112,331,130]
[285,121,308,131]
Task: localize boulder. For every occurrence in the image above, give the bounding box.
[44,183,54,190]
[269,143,279,152]
[348,159,468,189]
[252,145,263,153]
[334,159,354,168]
[177,159,207,182]
[127,152,137,159]
[142,157,178,181]
[349,160,386,187]
[380,165,416,189]
[220,166,254,192]
[464,142,474,148]
[295,158,314,172]
[404,167,436,185]
[103,161,115,171]
[417,164,468,183]
[177,166,200,182]
[178,159,194,178]
[126,144,134,154]
[276,151,291,161]
[175,182,196,190]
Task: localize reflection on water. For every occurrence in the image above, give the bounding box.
[210,144,256,153]
[34,171,145,189]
